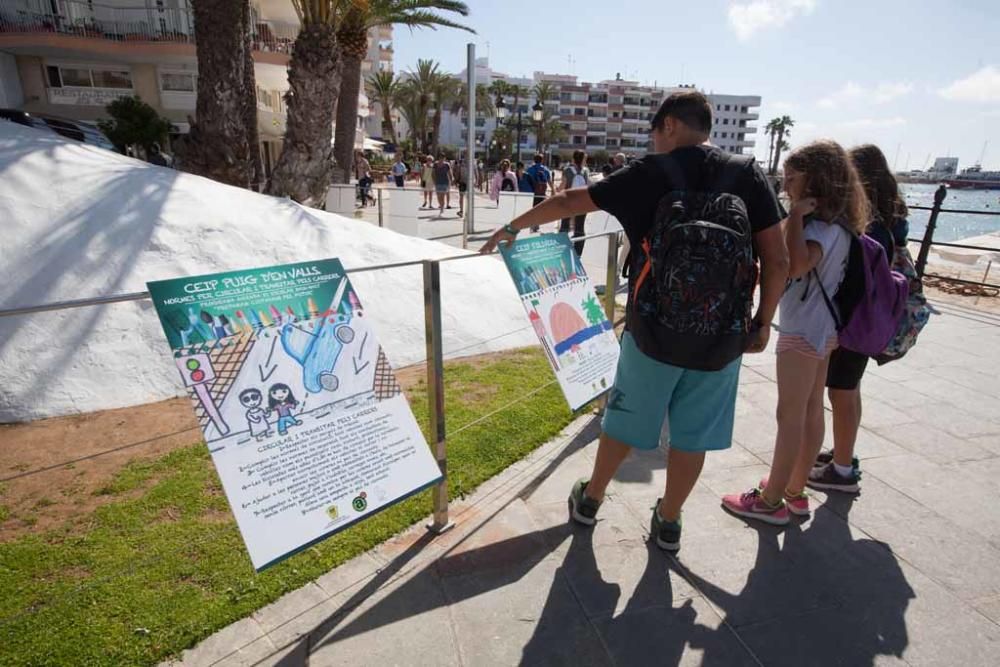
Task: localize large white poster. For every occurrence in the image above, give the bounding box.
[147,259,442,571]
[500,235,620,410]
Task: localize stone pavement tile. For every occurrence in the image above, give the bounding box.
[251,583,329,638]
[526,498,697,616]
[609,445,666,497]
[899,400,1000,440]
[869,421,994,464]
[433,499,553,578]
[591,597,757,667]
[515,438,600,505]
[309,566,460,667]
[973,595,1000,624]
[853,426,910,462]
[739,366,772,383]
[947,456,1000,503]
[968,435,1000,456]
[863,453,1000,545]
[213,635,283,667]
[897,377,998,421]
[925,365,1000,398]
[731,412,778,454]
[822,473,1000,602]
[441,557,611,666]
[700,442,764,474]
[168,617,268,667]
[314,553,383,599]
[858,397,917,430]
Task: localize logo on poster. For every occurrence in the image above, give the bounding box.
[351,492,368,512]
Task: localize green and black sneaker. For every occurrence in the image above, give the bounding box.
[568,478,601,526]
[650,499,682,552]
[814,449,860,471]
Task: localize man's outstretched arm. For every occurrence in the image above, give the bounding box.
[480,189,600,253]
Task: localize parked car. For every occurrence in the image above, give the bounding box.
[0,109,115,151]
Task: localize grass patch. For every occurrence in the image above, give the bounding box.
[0,349,574,666]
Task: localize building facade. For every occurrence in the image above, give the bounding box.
[0,0,386,174]
[435,59,760,164]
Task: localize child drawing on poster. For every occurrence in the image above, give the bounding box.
[239,388,272,441]
[268,383,302,435]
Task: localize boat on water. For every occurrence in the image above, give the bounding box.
[943,165,1000,190]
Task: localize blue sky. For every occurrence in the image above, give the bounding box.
[392,0,1000,170]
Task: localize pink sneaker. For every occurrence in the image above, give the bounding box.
[758,477,810,516]
[722,488,790,526]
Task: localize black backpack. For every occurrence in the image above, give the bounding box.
[628,152,757,371]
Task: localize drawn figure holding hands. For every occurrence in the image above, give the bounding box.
[239,388,272,441]
[268,383,303,436]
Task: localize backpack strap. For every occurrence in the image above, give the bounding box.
[812,268,843,329]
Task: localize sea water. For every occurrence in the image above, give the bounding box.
[903,184,1000,242]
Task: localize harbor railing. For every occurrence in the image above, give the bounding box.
[0,229,624,535]
[912,185,1000,291]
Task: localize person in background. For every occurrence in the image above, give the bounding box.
[421,157,435,209]
[147,142,173,168]
[526,153,553,232]
[433,155,453,215]
[612,152,628,173]
[354,150,373,206]
[722,140,868,526]
[808,144,910,494]
[455,156,468,218]
[516,161,536,194]
[560,150,591,255]
[490,159,518,203]
[390,153,407,188]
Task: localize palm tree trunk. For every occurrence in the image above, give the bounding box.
[772,127,786,175]
[381,105,398,145]
[243,40,263,190]
[268,23,340,206]
[430,103,443,155]
[181,0,256,188]
[333,50,363,185]
[766,131,775,175]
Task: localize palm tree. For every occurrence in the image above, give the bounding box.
[366,70,402,144]
[425,73,457,154]
[332,1,473,184]
[402,58,441,152]
[764,117,780,174]
[450,82,493,152]
[531,81,558,152]
[769,115,794,175]
[181,0,260,189]
[268,0,344,205]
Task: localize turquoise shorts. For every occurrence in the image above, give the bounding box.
[601,333,741,452]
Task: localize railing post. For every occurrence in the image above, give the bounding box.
[604,232,619,321]
[377,187,384,227]
[916,184,947,278]
[423,260,453,534]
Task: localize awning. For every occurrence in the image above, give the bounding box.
[363,137,386,151]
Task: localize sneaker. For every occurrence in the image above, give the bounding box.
[650,500,682,551]
[568,478,601,526]
[807,462,861,493]
[814,450,860,470]
[757,478,810,516]
[721,488,790,526]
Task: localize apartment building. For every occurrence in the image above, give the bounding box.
[436,59,760,163]
[0,0,389,173]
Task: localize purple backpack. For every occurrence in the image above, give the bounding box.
[816,232,908,357]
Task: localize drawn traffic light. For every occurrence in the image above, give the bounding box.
[175,353,230,437]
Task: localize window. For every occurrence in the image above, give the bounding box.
[559,108,571,116]
[46,65,133,89]
[714,118,719,125]
[723,118,729,125]
[575,108,586,116]
[721,132,727,139]
[572,135,584,144]
[160,71,196,92]
[724,104,730,111]
[715,104,720,111]
[741,105,748,113]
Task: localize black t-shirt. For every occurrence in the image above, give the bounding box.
[588,145,782,251]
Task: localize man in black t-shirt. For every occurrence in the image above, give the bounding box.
[481,91,789,552]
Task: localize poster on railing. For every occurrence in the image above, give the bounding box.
[146,259,442,571]
[499,234,620,410]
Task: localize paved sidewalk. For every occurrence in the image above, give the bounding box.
[169,299,1000,666]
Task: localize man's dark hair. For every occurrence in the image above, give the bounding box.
[516,161,524,169]
[650,91,712,134]
[533,153,543,163]
[572,149,586,165]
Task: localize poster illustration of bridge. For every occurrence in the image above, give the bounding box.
[500,234,620,410]
[147,258,442,571]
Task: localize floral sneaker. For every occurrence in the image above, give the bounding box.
[757,478,810,516]
[722,488,790,526]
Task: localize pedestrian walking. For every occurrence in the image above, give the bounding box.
[489,159,517,203]
[481,91,788,551]
[390,153,407,188]
[433,155,453,215]
[421,157,435,209]
[722,140,867,525]
[526,153,553,232]
[560,150,592,255]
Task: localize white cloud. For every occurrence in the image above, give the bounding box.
[817,81,912,108]
[939,65,1000,103]
[727,0,817,41]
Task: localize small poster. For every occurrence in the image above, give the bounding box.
[147,259,442,571]
[499,235,620,410]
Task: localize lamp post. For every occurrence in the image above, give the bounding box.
[531,100,543,154]
[496,94,544,165]
[494,94,507,168]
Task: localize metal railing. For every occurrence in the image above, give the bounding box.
[912,184,1000,291]
[0,229,624,534]
[0,0,297,51]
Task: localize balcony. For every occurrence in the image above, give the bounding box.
[0,0,297,59]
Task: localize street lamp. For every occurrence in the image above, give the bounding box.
[531,100,544,153]
[496,94,541,165]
